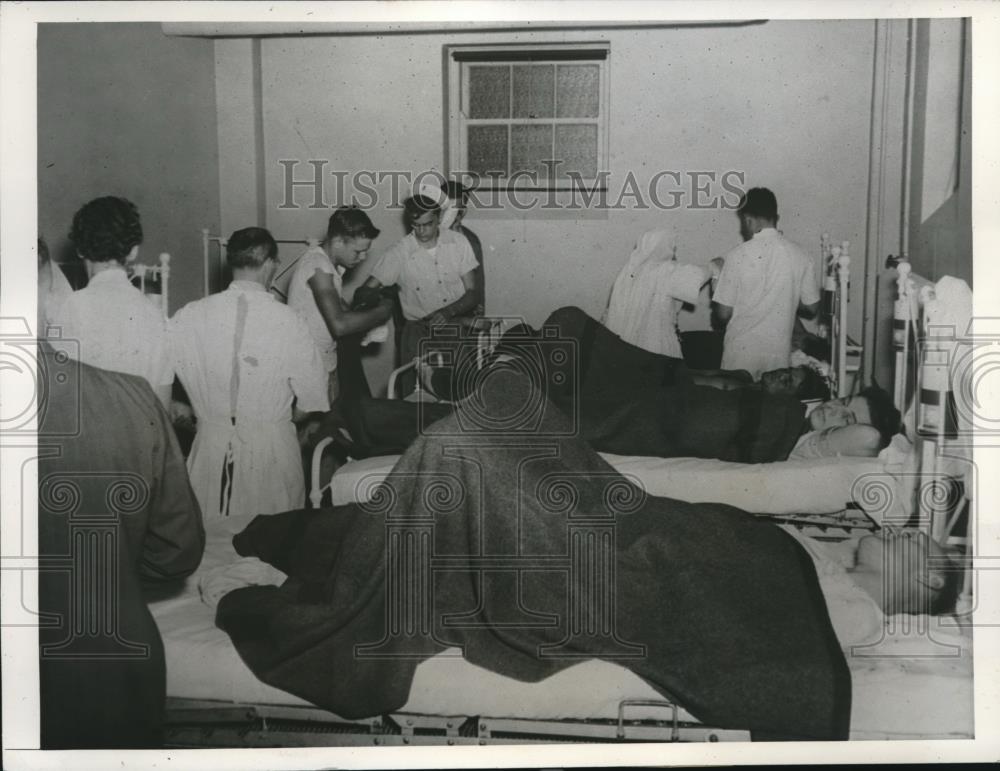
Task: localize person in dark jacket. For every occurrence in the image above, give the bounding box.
[37,342,205,748]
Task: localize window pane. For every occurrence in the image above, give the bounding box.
[554,124,599,178]
[511,124,554,180]
[467,124,509,176]
[468,65,510,119]
[556,64,600,118]
[512,64,554,119]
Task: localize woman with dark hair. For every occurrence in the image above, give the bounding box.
[48,196,174,405]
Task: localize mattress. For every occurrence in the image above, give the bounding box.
[149,514,973,740]
[326,446,912,522]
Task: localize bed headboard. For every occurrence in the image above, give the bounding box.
[892,260,973,615]
[127,252,171,317]
[819,234,857,398]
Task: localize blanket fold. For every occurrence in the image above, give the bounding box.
[218,368,850,739]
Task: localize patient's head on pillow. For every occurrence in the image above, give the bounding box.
[70,196,143,264]
[854,530,961,615]
[808,384,901,450]
[760,366,830,399]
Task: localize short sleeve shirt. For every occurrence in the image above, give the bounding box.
[369,229,478,321]
[287,246,344,372]
[714,228,820,379]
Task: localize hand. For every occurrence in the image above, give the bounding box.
[427,310,451,327]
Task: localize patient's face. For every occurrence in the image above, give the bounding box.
[808,395,871,431]
[760,366,807,395]
[856,530,946,614]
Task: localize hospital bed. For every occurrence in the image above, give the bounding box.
[127,251,171,316]
[151,246,973,748]
[152,473,973,747]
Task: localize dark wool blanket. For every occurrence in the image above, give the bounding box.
[340,307,805,462]
[218,370,850,740]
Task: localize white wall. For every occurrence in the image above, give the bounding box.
[38,23,221,313]
[215,21,878,387]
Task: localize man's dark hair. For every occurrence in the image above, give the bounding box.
[38,237,50,267]
[737,187,779,222]
[797,368,831,400]
[859,383,902,449]
[403,195,441,228]
[325,206,380,243]
[226,227,278,269]
[69,197,143,263]
[442,180,469,204]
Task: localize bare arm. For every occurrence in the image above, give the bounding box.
[803,425,882,458]
[426,269,482,326]
[309,269,392,338]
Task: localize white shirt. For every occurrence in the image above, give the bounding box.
[714,228,820,379]
[780,526,884,648]
[370,229,478,321]
[48,266,173,388]
[38,261,74,338]
[170,281,329,518]
[288,246,344,372]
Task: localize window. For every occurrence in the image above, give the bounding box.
[447,44,610,190]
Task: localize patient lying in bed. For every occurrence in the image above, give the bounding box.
[215,368,950,741]
[337,306,899,463]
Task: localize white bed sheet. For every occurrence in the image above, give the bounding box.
[149,514,972,740]
[328,447,911,522]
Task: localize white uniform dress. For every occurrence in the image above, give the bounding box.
[48,266,173,390]
[604,229,707,357]
[170,281,329,519]
[713,228,820,379]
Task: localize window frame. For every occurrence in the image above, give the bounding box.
[445,42,611,192]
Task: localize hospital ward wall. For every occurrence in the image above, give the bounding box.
[215,22,877,391]
[38,23,221,313]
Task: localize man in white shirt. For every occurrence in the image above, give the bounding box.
[362,195,482,390]
[712,188,820,379]
[170,227,329,519]
[287,207,393,402]
[49,197,173,404]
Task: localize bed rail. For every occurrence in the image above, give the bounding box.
[820,235,859,398]
[892,261,973,617]
[127,252,171,317]
[163,697,750,746]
